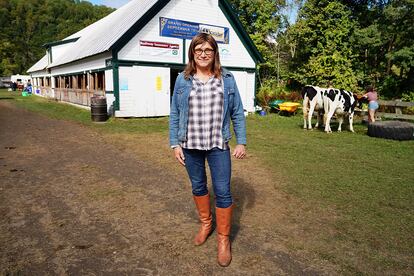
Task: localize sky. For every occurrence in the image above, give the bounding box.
[282,0,300,24]
[87,0,131,8]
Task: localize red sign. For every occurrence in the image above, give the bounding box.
[140,40,179,49]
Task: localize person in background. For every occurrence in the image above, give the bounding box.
[26,80,32,93]
[11,81,17,91]
[169,33,246,267]
[363,85,379,123]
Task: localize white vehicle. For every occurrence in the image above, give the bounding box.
[11,74,31,89]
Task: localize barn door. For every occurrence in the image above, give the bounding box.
[118,66,170,117]
[142,66,170,117]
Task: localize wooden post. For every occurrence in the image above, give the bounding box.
[103,72,105,92]
[90,73,94,90]
[94,73,98,92]
[395,100,402,115]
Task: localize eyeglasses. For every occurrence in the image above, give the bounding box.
[194,48,214,56]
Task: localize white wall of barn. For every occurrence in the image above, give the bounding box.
[50,52,111,76]
[29,70,51,96]
[116,65,170,117]
[119,0,255,68]
[117,0,257,116]
[105,70,116,112]
[231,71,255,113]
[30,70,49,78]
[51,42,76,64]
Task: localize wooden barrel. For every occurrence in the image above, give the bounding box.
[91,96,108,122]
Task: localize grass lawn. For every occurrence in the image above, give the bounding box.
[1,89,413,274]
[0,90,169,135]
[247,114,414,274]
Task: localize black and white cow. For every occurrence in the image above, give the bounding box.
[323,88,358,133]
[302,85,326,130]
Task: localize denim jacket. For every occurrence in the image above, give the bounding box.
[169,68,247,147]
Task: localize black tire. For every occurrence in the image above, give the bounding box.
[367,121,414,140]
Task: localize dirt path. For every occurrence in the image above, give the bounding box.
[0,100,328,275]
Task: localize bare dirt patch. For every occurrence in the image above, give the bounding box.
[0,101,336,275]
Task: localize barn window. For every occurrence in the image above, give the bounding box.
[45,77,51,87]
[54,77,60,88]
[97,72,104,90]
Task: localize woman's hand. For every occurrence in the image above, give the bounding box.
[173,146,186,166]
[232,144,246,159]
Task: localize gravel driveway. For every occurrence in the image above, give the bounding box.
[0,100,324,275]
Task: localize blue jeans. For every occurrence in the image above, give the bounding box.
[183,148,232,208]
[368,101,379,110]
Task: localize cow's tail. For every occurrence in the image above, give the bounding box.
[303,94,309,128]
[301,86,307,99]
[301,86,310,117]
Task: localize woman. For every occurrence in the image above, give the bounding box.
[363,85,379,123]
[169,33,246,267]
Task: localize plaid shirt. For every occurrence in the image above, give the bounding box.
[182,76,228,150]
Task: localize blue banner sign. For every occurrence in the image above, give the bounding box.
[159,17,229,44]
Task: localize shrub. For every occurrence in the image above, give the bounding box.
[276,91,302,102]
[256,79,303,110]
[401,91,414,114]
[256,85,277,110]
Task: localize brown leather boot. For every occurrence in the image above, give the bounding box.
[216,205,233,267]
[193,194,213,246]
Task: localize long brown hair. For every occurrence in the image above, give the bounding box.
[184,33,222,79]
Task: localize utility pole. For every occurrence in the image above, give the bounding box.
[266,35,280,86]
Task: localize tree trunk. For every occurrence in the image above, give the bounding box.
[386,37,395,76]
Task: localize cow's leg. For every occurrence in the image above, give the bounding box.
[348,112,355,132]
[315,111,319,128]
[303,98,309,129]
[323,101,332,133]
[303,114,307,129]
[316,110,324,129]
[324,109,335,133]
[308,102,316,130]
[337,115,343,132]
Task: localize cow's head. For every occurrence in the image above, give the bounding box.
[355,94,368,109]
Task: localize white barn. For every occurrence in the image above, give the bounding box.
[28,0,264,117]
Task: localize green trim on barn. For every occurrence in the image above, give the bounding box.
[116,60,255,73]
[112,52,120,111]
[43,37,79,48]
[118,60,185,69]
[182,39,186,64]
[254,69,258,106]
[111,0,170,52]
[223,66,256,73]
[48,49,53,64]
[50,67,109,77]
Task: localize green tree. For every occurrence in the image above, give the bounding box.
[286,0,359,90]
[0,0,113,76]
[228,0,287,80]
[347,0,414,97]
[282,0,414,97]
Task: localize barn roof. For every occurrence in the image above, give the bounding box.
[28,0,263,73]
[27,55,48,73]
